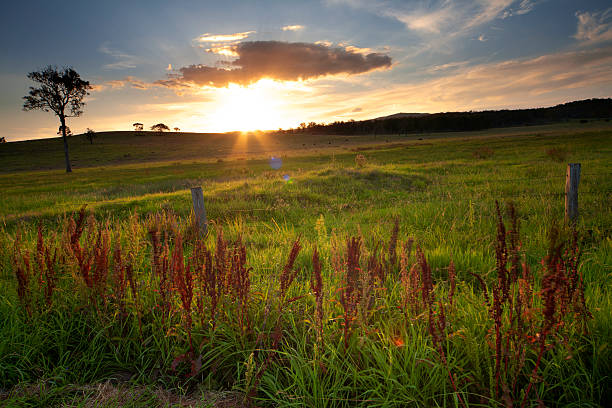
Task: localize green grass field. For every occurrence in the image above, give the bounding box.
[0,122,611,407]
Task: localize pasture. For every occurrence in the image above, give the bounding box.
[0,122,611,407]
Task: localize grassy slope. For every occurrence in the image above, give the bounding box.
[0,122,611,406]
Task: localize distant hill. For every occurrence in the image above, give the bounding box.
[375,112,429,120]
[292,98,612,135]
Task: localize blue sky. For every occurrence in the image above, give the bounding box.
[1,0,611,141]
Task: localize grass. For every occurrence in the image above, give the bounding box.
[0,121,611,407]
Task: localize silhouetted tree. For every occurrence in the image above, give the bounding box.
[133,122,143,131]
[173,127,180,132]
[0,137,6,144]
[86,128,96,144]
[151,123,170,133]
[57,125,72,136]
[23,66,92,173]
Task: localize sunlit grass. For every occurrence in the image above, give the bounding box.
[0,122,611,406]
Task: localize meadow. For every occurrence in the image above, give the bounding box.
[0,122,611,407]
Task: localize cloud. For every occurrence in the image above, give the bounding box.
[194,31,255,43]
[329,0,537,38]
[99,44,140,69]
[391,4,456,34]
[342,45,373,55]
[574,8,612,44]
[347,47,612,113]
[206,45,240,57]
[93,76,153,92]
[282,25,304,31]
[502,0,539,18]
[478,34,487,42]
[394,0,514,35]
[429,60,471,72]
[157,41,392,88]
[515,0,537,15]
[195,31,257,57]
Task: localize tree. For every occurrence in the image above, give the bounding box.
[57,125,72,136]
[173,127,180,132]
[0,137,6,144]
[133,122,143,131]
[151,123,170,133]
[23,66,92,173]
[86,128,96,144]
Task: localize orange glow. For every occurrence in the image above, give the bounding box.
[205,79,301,132]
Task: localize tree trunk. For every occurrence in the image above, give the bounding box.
[60,115,72,173]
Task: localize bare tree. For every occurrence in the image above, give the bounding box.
[23,66,92,173]
[133,122,143,131]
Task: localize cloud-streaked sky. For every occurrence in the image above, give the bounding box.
[1,0,611,141]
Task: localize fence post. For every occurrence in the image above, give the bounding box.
[190,186,208,236]
[565,163,580,223]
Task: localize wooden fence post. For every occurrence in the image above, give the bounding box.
[565,163,580,223]
[190,186,207,236]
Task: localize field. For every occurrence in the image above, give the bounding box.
[0,122,611,407]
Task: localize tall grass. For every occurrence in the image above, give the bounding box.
[2,202,608,407]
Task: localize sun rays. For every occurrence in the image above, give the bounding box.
[205,79,294,133]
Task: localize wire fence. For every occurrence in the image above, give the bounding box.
[2,169,611,223]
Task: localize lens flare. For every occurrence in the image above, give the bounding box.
[269,156,282,170]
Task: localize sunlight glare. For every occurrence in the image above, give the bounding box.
[206,79,291,132]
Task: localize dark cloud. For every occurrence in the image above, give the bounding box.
[157,41,392,87]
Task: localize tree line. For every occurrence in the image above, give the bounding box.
[280,99,612,136]
[133,123,180,132]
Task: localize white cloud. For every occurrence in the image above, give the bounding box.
[99,44,140,69]
[329,0,539,38]
[93,76,153,92]
[429,60,471,72]
[574,8,612,44]
[502,0,539,18]
[282,25,305,31]
[353,47,612,112]
[205,45,240,57]
[194,31,255,43]
[516,0,537,15]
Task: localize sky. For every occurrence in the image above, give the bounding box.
[1,0,611,141]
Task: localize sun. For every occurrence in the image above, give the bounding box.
[206,79,288,132]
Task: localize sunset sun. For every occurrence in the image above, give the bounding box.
[206,79,291,132]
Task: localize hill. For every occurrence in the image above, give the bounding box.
[375,112,430,120]
[294,98,612,135]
